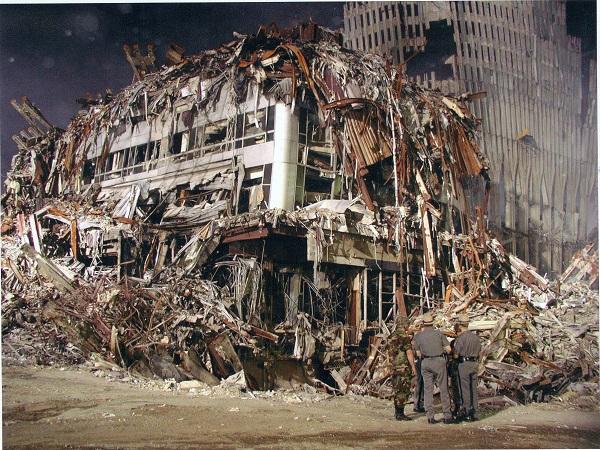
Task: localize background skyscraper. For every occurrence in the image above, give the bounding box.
[343,1,597,275]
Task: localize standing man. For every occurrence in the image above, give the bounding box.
[388,316,416,421]
[413,313,454,424]
[453,314,482,421]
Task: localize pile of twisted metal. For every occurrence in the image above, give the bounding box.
[2,23,597,404]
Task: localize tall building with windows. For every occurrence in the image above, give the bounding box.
[343,1,597,276]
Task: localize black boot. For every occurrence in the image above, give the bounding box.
[453,408,466,422]
[395,406,412,421]
[464,409,478,422]
[427,417,439,424]
[414,404,425,413]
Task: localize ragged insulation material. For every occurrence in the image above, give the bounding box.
[1,23,597,404]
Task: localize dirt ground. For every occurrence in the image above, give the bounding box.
[2,366,599,449]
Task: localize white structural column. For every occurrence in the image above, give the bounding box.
[269,103,298,210]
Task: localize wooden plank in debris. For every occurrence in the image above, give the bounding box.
[418,197,436,277]
[70,220,79,260]
[395,287,407,318]
[248,325,279,342]
[330,369,348,392]
[21,244,76,294]
[207,333,243,379]
[348,273,361,344]
[182,349,220,386]
[28,214,42,252]
[352,336,382,385]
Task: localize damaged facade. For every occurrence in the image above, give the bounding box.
[2,23,597,402]
[343,1,598,276]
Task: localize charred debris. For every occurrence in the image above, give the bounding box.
[2,23,597,404]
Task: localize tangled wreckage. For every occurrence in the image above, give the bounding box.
[2,24,598,404]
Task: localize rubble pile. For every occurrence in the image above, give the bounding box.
[1,23,597,404]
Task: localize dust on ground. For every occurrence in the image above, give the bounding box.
[3,366,600,449]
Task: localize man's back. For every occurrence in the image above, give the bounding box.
[414,327,448,357]
[454,331,481,358]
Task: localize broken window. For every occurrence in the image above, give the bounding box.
[234,106,274,149]
[243,109,266,146]
[392,4,396,18]
[298,108,308,163]
[187,126,202,151]
[105,150,124,175]
[380,29,385,44]
[105,151,114,172]
[379,8,383,22]
[407,4,412,17]
[261,163,271,206]
[385,5,389,19]
[405,20,457,81]
[304,168,332,203]
[83,158,96,184]
[131,143,147,166]
[367,12,370,26]
[169,131,184,155]
[238,177,264,213]
[203,119,228,152]
[147,140,160,160]
[414,3,418,16]
[295,165,306,207]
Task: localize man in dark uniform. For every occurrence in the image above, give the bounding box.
[410,320,425,413]
[453,314,482,421]
[388,316,415,421]
[413,313,454,424]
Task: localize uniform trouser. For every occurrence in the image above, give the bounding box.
[413,358,424,408]
[458,361,478,413]
[421,356,452,420]
[393,369,411,410]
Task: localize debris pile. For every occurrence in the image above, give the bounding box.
[1,23,597,404]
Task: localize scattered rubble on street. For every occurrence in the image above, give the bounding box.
[1,23,597,407]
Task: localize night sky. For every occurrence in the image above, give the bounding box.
[0,2,595,184]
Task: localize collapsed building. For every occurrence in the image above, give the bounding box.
[2,23,597,402]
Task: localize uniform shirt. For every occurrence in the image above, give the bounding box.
[453,331,481,358]
[413,327,449,357]
[389,327,412,371]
